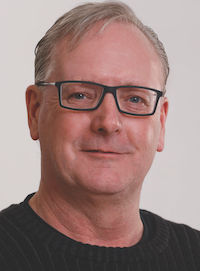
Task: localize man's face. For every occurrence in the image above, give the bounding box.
[27,22,168,197]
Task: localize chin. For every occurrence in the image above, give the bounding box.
[73,171,137,196]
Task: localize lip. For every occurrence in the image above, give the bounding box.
[83,150,122,154]
[82,150,125,158]
[85,150,120,154]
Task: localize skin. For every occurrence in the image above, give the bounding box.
[26,22,168,247]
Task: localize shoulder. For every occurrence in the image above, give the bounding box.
[0,203,21,231]
[141,209,200,254]
[166,215,200,252]
[0,202,28,246]
[0,203,25,268]
[0,194,36,240]
[141,209,200,232]
[0,195,32,229]
[0,195,43,269]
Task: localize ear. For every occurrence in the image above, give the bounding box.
[26,85,42,140]
[157,97,169,152]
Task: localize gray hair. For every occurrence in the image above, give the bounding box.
[35,1,169,89]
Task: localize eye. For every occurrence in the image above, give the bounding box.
[129,96,142,103]
[72,93,86,99]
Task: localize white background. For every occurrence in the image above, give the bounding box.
[0,0,200,230]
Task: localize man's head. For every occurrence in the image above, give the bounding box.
[26,1,168,199]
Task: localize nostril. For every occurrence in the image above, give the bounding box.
[97,125,120,135]
[98,127,104,132]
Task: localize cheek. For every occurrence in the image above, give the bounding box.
[127,117,161,153]
[40,110,90,157]
[39,109,91,176]
[54,111,89,139]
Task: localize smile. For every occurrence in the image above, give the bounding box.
[82,150,125,159]
[84,150,121,154]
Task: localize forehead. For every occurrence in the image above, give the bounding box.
[49,22,164,89]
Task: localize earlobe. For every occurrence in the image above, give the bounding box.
[26,85,42,140]
[157,97,169,152]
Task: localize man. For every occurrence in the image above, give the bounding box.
[0,1,200,270]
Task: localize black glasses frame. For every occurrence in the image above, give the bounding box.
[36,80,164,116]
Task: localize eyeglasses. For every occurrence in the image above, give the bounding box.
[36,80,164,116]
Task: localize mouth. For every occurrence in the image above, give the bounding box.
[83,150,122,155]
[88,150,113,152]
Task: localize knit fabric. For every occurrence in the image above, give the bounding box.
[0,194,200,271]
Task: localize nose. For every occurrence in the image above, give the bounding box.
[90,93,122,136]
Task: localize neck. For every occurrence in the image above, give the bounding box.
[29,181,143,248]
